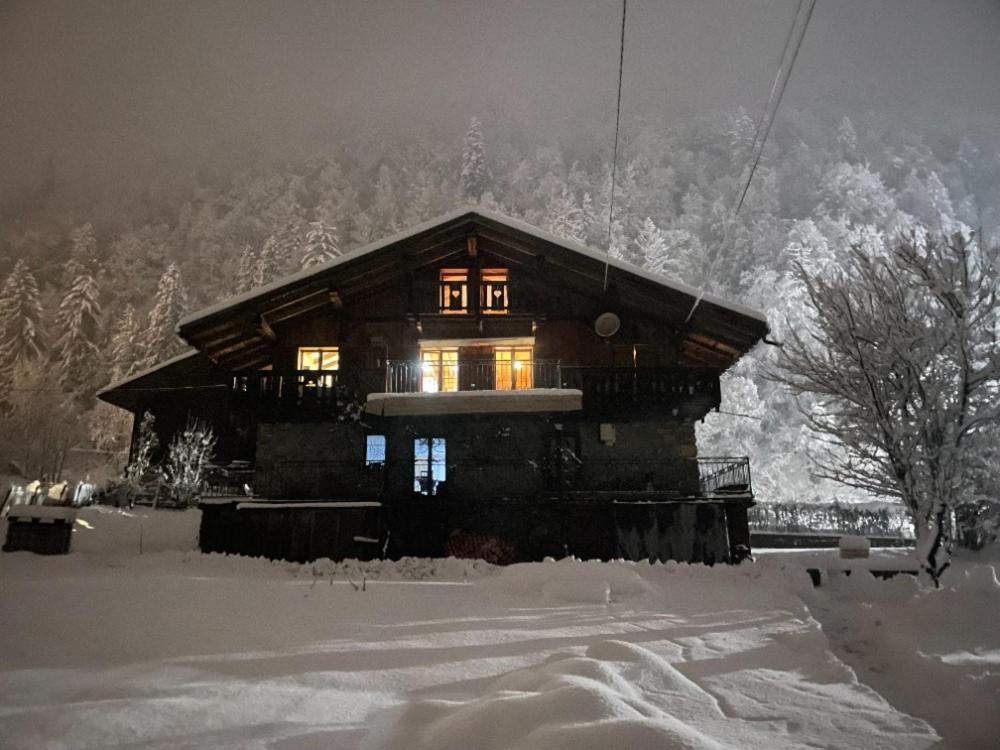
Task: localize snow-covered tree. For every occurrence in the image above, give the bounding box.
[65,223,99,284]
[836,116,858,162]
[370,164,399,238]
[235,244,260,294]
[165,417,216,505]
[635,217,668,272]
[125,410,159,487]
[108,304,141,382]
[54,267,102,392]
[300,220,340,268]
[256,235,285,286]
[461,116,488,202]
[0,259,46,382]
[545,186,586,244]
[139,263,188,369]
[772,233,1000,584]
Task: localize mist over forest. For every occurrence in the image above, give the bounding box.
[1,0,998,503]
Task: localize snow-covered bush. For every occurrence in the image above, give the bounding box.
[164,417,216,506]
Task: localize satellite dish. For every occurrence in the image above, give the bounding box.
[594,312,621,338]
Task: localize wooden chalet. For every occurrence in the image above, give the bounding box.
[99,208,769,564]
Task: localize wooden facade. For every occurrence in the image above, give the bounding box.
[99,209,768,564]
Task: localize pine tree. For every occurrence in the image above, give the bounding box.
[370,164,399,238]
[635,217,668,272]
[256,235,285,286]
[54,268,102,392]
[461,116,488,202]
[0,260,46,381]
[139,263,188,369]
[545,186,586,244]
[235,244,260,294]
[65,223,98,285]
[108,304,141,382]
[300,221,340,268]
[836,116,859,162]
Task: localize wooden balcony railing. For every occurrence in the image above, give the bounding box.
[230,365,720,418]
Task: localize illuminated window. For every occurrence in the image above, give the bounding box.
[366,435,386,466]
[439,269,469,314]
[414,437,446,495]
[297,346,339,387]
[420,348,459,393]
[494,346,532,390]
[480,268,509,314]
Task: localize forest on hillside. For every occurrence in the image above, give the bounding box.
[1,107,998,502]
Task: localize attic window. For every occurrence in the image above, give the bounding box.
[480,269,509,314]
[439,269,468,314]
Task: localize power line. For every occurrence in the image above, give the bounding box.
[734,0,816,216]
[603,0,628,292]
[685,0,815,324]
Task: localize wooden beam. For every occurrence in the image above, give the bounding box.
[256,315,277,342]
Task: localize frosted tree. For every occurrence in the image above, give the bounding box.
[461,116,488,202]
[235,244,261,293]
[300,220,340,268]
[54,267,102,392]
[256,235,285,286]
[125,410,159,488]
[635,217,668,272]
[370,164,399,238]
[836,116,859,162]
[139,263,188,370]
[0,259,46,381]
[108,304,141,382]
[545,186,586,244]
[729,108,757,170]
[772,233,1000,585]
[65,223,99,284]
[165,417,216,505]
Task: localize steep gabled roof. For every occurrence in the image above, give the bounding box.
[96,350,230,411]
[177,208,769,370]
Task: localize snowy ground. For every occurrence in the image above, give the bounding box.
[1,507,998,749]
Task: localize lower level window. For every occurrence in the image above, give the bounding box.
[413,437,446,495]
[366,435,386,466]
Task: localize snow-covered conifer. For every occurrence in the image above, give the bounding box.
[0,259,46,380]
[235,244,260,294]
[300,221,340,269]
[635,217,668,272]
[836,116,858,162]
[54,268,102,391]
[461,116,488,202]
[108,304,141,382]
[139,263,188,369]
[370,165,399,238]
[545,186,586,244]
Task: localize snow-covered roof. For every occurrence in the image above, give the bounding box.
[365,388,583,417]
[177,208,769,372]
[178,207,766,328]
[95,350,200,398]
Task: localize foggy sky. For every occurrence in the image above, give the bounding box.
[2,0,999,204]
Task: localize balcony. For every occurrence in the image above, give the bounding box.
[230,364,720,419]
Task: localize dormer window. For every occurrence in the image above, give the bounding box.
[439,269,468,314]
[480,269,509,314]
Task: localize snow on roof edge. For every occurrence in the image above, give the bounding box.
[96,350,200,396]
[177,207,768,330]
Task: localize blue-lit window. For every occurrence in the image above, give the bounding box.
[366,435,386,466]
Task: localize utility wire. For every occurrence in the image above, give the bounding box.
[684,0,815,324]
[603,0,628,292]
